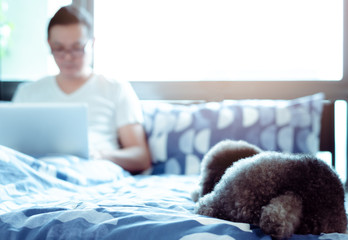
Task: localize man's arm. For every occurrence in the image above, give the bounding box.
[97,123,152,174]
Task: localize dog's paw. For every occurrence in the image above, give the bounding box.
[194,204,215,217]
[259,192,302,239]
[194,197,216,217]
[260,215,294,239]
[191,188,200,202]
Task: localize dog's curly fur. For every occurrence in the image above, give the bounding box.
[193,140,347,239]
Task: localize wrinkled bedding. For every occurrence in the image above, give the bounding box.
[0,145,346,240]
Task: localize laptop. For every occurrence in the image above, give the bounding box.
[0,103,89,159]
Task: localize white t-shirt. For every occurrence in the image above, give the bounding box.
[12,74,144,152]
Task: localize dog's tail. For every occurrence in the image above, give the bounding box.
[259,191,302,239]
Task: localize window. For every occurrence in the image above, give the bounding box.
[94,0,343,81]
[1,0,72,81]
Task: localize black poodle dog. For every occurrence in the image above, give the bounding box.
[192,140,347,239]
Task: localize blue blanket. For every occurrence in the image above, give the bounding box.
[0,145,346,240]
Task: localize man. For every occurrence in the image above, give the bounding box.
[13,5,151,174]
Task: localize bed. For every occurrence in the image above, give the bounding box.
[0,92,347,239]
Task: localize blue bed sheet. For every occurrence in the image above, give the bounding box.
[0,145,346,240]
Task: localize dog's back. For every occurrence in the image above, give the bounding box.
[195,148,347,238]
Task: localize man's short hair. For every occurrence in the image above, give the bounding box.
[47,5,93,39]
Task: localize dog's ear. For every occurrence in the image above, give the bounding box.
[196,140,263,199]
[202,140,263,172]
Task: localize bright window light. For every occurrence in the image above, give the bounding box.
[335,100,347,184]
[94,0,343,81]
[1,0,72,81]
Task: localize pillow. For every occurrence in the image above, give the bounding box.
[142,93,325,175]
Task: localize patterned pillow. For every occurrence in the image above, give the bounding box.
[142,93,324,175]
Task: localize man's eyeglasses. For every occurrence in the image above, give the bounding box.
[50,41,91,59]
